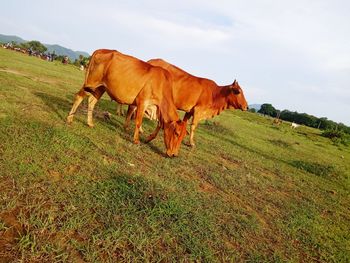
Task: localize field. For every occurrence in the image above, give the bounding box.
[0,48,349,262]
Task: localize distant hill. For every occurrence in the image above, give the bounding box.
[249,104,262,111]
[45,44,89,61]
[0,34,26,44]
[0,33,89,61]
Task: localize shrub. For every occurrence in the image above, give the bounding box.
[291,161,335,177]
[322,130,349,145]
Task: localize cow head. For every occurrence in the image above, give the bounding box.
[163,120,187,157]
[227,79,248,111]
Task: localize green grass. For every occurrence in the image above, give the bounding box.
[0,48,349,262]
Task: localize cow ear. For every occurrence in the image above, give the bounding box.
[233,79,237,85]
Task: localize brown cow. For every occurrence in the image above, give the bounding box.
[66,49,187,157]
[125,58,248,146]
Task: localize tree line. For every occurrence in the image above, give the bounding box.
[253,103,350,134]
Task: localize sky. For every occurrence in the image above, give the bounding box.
[1,0,350,125]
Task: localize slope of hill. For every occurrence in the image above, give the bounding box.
[0,33,89,60]
[0,48,349,262]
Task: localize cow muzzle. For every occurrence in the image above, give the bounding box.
[166,150,178,158]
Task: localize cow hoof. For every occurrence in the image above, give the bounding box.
[185,141,195,147]
[145,136,155,143]
[133,140,140,145]
[66,116,73,124]
[88,123,94,128]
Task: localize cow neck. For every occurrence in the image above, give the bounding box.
[159,97,179,124]
[211,84,230,115]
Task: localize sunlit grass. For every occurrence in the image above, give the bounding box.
[1,48,349,262]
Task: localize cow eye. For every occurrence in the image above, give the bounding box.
[232,88,240,95]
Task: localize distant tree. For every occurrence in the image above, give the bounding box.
[278,110,350,134]
[11,41,18,47]
[73,59,80,67]
[295,113,318,127]
[338,123,350,134]
[20,42,30,49]
[74,55,89,67]
[248,108,256,113]
[27,40,47,53]
[318,117,337,130]
[258,103,278,117]
[55,55,65,62]
[80,56,89,67]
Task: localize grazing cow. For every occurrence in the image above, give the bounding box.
[273,118,282,125]
[66,49,187,157]
[124,58,248,146]
[291,122,300,129]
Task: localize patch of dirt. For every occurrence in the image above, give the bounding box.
[224,239,241,251]
[0,68,27,77]
[219,153,242,168]
[45,230,87,262]
[198,181,217,193]
[0,68,59,85]
[102,155,115,165]
[65,165,81,175]
[222,193,270,230]
[0,207,25,257]
[48,170,61,182]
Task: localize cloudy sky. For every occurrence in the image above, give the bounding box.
[1,0,349,125]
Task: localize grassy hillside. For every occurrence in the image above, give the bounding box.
[0,33,89,60]
[0,48,349,262]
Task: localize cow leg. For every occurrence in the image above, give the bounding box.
[145,121,161,143]
[116,103,124,116]
[124,105,137,130]
[87,96,98,127]
[133,104,146,144]
[189,123,197,147]
[124,105,144,133]
[67,88,87,124]
[189,114,199,147]
[183,112,192,122]
[182,112,196,146]
[87,86,105,127]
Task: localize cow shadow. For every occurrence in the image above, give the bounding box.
[34,91,166,156]
[34,91,72,122]
[145,140,166,157]
[33,91,121,131]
